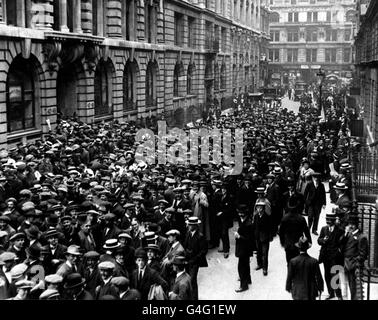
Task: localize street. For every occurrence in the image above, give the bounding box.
[198,97,378,300]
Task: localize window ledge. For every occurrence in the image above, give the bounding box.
[7,128,42,141]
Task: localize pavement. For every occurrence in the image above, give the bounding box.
[197,97,378,300]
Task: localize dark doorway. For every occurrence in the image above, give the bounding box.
[57,66,77,119]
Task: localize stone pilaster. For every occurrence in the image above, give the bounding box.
[81,0,92,34]
[107,0,122,38]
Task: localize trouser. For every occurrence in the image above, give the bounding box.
[308,205,321,232]
[256,240,270,271]
[216,217,230,253]
[187,264,199,300]
[285,247,300,265]
[238,256,251,290]
[345,268,357,300]
[323,260,342,298]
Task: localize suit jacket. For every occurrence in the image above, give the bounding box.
[218,193,235,228]
[96,278,119,300]
[335,194,351,212]
[266,183,281,208]
[130,265,168,300]
[304,181,326,209]
[279,213,312,250]
[163,242,185,263]
[103,225,121,242]
[169,272,193,300]
[183,230,208,267]
[83,266,102,298]
[282,190,304,214]
[121,288,141,300]
[56,261,78,279]
[235,217,254,258]
[317,225,344,264]
[286,253,324,300]
[253,211,272,243]
[342,230,369,271]
[78,230,96,252]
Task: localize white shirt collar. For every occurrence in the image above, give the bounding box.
[172,241,179,249]
[352,229,359,235]
[176,271,185,279]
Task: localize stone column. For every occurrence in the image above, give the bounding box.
[31,0,54,30]
[73,0,83,33]
[106,0,122,38]
[81,0,92,34]
[59,0,69,32]
[16,0,26,27]
[0,0,5,24]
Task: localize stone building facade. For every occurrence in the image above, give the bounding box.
[0,0,268,148]
[354,0,378,146]
[267,0,356,87]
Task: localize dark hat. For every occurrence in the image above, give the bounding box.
[295,236,310,251]
[237,204,248,213]
[25,225,40,239]
[60,215,72,223]
[172,256,187,266]
[145,244,160,253]
[44,228,59,239]
[134,248,147,260]
[148,223,161,234]
[26,246,41,259]
[64,273,85,289]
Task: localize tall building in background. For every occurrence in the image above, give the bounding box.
[267,0,357,88]
[0,0,267,148]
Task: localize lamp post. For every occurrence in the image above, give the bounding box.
[316,67,326,116]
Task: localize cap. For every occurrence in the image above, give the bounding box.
[98,261,115,270]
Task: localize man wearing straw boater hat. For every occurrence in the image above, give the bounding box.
[286,236,324,300]
[317,211,344,300]
[183,217,207,300]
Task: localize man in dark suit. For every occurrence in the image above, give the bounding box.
[168,256,193,300]
[282,178,304,215]
[44,229,67,272]
[130,248,168,300]
[253,200,272,275]
[102,213,121,243]
[286,236,324,300]
[342,215,368,300]
[171,187,191,239]
[334,182,351,228]
[265,173,281,236]
[303,172,326,235]
[279,198,312,264]
[111,276,141,300]
[318,212,344,300]
[95,261,119,300]
[64,273,94,300]
[215,182,234,259]
[183,217,208,300]
[234,205,254,292]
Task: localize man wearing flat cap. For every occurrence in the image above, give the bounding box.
[96,261,119,300]
[8,233,27,263]
[111,276,141,300]
[317,212,344,300]
[44,228,67,272]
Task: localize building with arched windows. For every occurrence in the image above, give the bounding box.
[267,0,357,87]
[0,0,268,147]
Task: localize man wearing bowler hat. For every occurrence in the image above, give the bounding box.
[235,205,254,293]
[286,236,324,300]
[317,212,344,300]
[168,256,193,300]
[342,215,368,300]
[64,273,93,300]
[183,216,207,300]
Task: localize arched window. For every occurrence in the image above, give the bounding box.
[270,12,280,23]
[123,60,138,111]
[220,63,226,89]
[7,56,39,132]
[174,63,180,97]
[187,64,194,95]
[94,59,112,117]
[214,64,220,91]
[146,61,157,107]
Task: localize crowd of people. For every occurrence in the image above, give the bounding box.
[0,91,369,300]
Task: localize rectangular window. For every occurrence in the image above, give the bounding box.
[188,17,196,48]
[326,11,331,22]
[270,31,280,41]
[288,31,298,42]
[269,49,280,62]
[287,49,298,62]
[306,49,317,62]
[306,29,317,41]
[313,12,318,22]
[344,29,351,41]
[174,12,184,46]
[307,12,312,22]
[343,48,351,63]
[325,48,337,62]
[221,27,227,52]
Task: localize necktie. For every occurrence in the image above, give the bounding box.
[138,269,143,284]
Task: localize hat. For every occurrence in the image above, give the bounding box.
[134,248,147,260]
[64,273,86,289]
[266,173,275,179]
[181,179,192,184]
[104,213,116,221]
[255,200,266,207]
[273,167,283,174]
[165,178,176,184]
[166,229,181,237]
[0,216,11,224]
[326,212,337,220]
[145,244,160,253]
[118,233,132,240]
[9,232,26,242]
[111,276,129,288]
[60,215,72,223]
[172,256,187,266]
[255,187,265,194]
[26,246,41,259]
[158,199,169,206]
[10,263,28,279]
[65,245,81,256]
[25,225,40,239]
[45,274,63,284]
[15,279,34,290]
[186,217,201,225]
[103,239,120,250]
[237,204,248,213]
[83,251,100,259]
[334,182,348,190]
[340,163,352,170]
[39,289,60,300]
[295,236,310,251]
[98,261,115,270]
[44,229,59,239]
[144,231,158,241]
[123,203,135,209]
[0,251,17,263]
[148,223,161,234]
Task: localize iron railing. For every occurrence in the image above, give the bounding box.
[353,147,378,198]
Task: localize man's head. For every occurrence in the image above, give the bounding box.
[98,261,115,280]
[326,213,336,226]
[135,249,147,269]
[166,229,180,244]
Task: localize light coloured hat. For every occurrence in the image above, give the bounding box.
[65,245,81,256]
[98,261,115,270]
[10,263,28,279]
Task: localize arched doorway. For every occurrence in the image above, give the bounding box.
[57,66,78,119]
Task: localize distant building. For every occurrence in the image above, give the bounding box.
[267,0,356,88]
[0,0,268,148]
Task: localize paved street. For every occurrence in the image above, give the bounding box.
[198,97,378,300]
